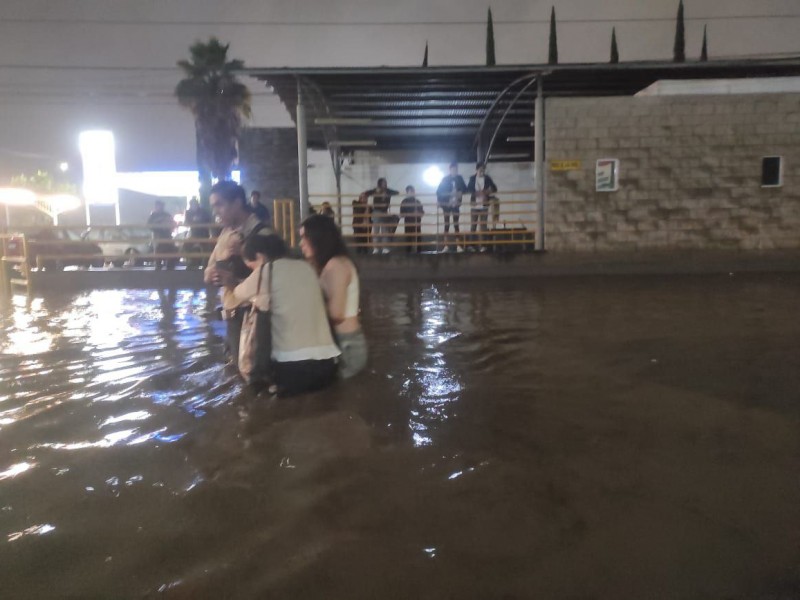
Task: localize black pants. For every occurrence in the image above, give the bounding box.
[273,358,338,397]
[404,222,421,252]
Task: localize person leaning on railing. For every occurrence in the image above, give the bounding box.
[204,181,271,366]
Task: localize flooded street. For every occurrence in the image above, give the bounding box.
[1,275,799,599]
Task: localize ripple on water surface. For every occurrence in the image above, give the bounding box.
[0,278,799,599]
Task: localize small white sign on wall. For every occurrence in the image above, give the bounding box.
[596,158,619,192]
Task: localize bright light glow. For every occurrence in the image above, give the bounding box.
[116,170,240,198]
[59,162,69,172]
[0,462,36,481]
[423,166,444,187]
[79,130,118,206]
[43,194,81,214]
[0,187,36,206]
[8,524,56,542]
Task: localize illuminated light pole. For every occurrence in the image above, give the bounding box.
[79,130,119,226]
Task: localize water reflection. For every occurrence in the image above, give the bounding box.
[0,277,798,599]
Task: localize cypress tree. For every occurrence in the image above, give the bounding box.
[422,41,429,67]
[486,8,496,66]
[548,6,558,64]
[610,27,619,63]
[673,0,685,62]
[700,25,708,61]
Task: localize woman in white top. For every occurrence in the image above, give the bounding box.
[234,232,340,396]
[299,215,368,379]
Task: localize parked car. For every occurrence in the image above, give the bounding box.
[4,229,104,271]
[81,227,153,267]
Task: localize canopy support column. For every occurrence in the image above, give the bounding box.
[296,80,310,221]
[534,77,545,251]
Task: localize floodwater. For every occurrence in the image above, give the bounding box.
[0,275,798,599]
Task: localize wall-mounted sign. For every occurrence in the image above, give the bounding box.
[596,158,619,192]
[550,160,582,171]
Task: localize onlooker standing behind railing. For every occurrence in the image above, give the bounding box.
[352,193,372,254]
[249,190,272,226]
[400,185,424,253]
[184,197,212,268]
[467,162,498,252]
[363,178,398,254]
[436,162,467,252]
[147,199,178,270]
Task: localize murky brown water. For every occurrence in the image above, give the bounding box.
[1,275,799,599]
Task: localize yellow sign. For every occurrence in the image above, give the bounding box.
[550,160,582,171]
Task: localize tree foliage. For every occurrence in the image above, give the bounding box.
[610,27,619,63]
[548,6,559,64]
[486,8,496,66]
[673,0,686,62]
[11,170,76,195]
[175,37,252,205]
[700,25,708,61]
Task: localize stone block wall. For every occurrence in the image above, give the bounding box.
[238,128,299,216]
[544,93,800,251]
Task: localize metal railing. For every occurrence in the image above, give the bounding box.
[309,190,537,253]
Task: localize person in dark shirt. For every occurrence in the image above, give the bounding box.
[363,178,398,254]
[184,198,212,268]
[467,162,498,252]
[400,185,424,253]
[435,162,467,252]
[147,200,178,270]
[250,190,271,225]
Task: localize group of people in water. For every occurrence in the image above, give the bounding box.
[353,161,498,254]
[203,180,367,397]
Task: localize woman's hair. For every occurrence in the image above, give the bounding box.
[243,232,288,261]
[300,213,350,271]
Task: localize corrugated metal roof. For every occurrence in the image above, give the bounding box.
[243,58,800,162]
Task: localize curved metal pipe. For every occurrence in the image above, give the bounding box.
[484,76,538,163]
[472,72,538,157]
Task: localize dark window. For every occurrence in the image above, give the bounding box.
[761,156,782,187]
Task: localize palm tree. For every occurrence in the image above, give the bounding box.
[176,38,252,206]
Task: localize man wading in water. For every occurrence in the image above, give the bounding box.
[204,181,271,365]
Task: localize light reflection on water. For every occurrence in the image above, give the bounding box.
[0,277,798,599]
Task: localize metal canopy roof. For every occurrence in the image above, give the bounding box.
[243,58,800,162]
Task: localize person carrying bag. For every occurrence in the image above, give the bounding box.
[238,261,273,385]
[233,232,340,396]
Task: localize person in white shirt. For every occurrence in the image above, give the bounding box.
[234,232,340,396]
[204,181,270,365]
[299,214,368,379]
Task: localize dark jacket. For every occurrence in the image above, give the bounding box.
[400,196,424,223]
[467,174,498,206]
[185,206,212,238]
[364,187,399,213]
[147,210,175,239]
[436,175,467,207]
